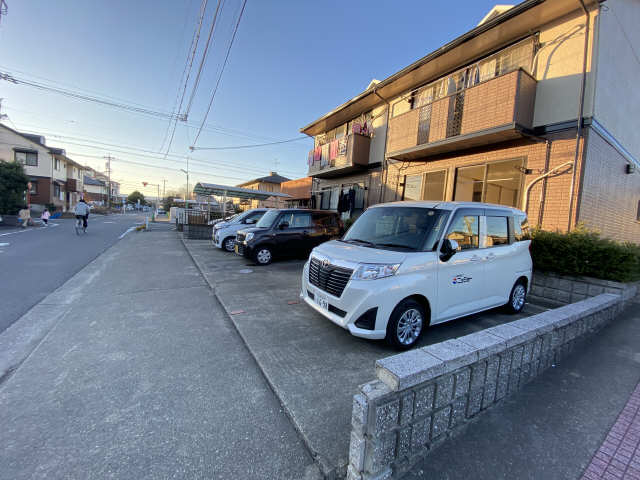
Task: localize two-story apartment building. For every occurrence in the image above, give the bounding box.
[0,123,73,212]
[64,157,84,211]
[301,0,640,243]
[236,172,291,209]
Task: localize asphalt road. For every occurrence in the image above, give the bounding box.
[0,213,149,334]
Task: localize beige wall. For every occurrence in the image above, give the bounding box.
[579,127,640,243]
[532,8,598,127]
[592,0,640,159]
[0,127,54,179]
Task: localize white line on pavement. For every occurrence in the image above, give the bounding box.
[118,227,136,239]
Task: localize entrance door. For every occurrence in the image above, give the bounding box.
[436,210,487,323]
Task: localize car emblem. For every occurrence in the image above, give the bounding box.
[321,259,330,268]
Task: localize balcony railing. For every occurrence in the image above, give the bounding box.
[386,69,537,161]
[307,133,371,178]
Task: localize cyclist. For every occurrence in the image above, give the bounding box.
[74,199,90,230]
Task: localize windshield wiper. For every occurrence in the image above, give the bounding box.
[345,238,377,248]
[375,243,414,250]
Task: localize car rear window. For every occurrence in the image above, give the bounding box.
[486,216,509,246]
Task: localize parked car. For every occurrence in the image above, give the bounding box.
[156,208,166,215]
[300,201,532,350]
[235,209,342,265]
[213,208,267,252]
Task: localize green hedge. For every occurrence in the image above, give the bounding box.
[530,226,640,283]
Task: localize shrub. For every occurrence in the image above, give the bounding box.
[0,161,29,215]
[530,225,640,283]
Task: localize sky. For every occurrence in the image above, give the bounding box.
[0,0,500,197]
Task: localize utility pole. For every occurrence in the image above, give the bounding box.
[104,155,113,209]
[162,179,166,199]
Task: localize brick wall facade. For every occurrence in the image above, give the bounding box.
[578,127,640,243]
[384,131,584,233]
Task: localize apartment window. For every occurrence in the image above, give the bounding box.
[320,189,331,210]
[486,216,509,246]
[53,184,60,197]
[403,175,423,201]
[54,158,60,170]
[446,215,479,250]
[15,150,38,166]
[454,159,524,208]
[29,180,38,194]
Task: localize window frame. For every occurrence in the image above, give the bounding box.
[15,149,38,167]
[453,158,525,208]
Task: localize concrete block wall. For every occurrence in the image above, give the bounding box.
[347,294,623,480]
[530,270,639,307]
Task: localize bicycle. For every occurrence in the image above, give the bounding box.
[75,216,87,235]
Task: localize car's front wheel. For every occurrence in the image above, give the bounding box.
[223,236,236,252]
[254,246,273,265]
[505,280,527,314]
[386,299,427,350]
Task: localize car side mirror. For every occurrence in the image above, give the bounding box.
[278,222,289,230]
[440,238,459,261]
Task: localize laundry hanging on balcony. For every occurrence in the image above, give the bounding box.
[320,143,330,167]
[329,139,339,160]
[307,150,314,166]
[338,137,348,156]
[313,146,322,162]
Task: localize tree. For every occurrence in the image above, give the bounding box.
[0,161,29,214]
[127,190,146,206]
[163,190,180,211]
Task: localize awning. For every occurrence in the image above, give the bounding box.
[193,182,291,201]
[386,124,532,161]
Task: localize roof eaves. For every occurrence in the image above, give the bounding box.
[299,0,545,135]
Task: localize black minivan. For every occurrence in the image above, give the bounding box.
[235,209,342,265]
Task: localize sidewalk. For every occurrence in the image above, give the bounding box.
[404,302,640,480]
[0,230,320,480]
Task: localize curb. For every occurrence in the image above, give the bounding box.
[179,234,338,480]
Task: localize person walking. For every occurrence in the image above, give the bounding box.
[18,206,31,229]
[41,208,51,227]
[74,199,90,230]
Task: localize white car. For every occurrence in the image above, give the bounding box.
[301,201,532,350]
[212,208,268,252]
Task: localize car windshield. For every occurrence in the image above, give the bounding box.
[342,207,449,251]
[255,209,280,228]
[228,212,247,223]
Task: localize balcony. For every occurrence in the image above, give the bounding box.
[307,133,371,178]
[386,69,537,161]
[66,178,78,192]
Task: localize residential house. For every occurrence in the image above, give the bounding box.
[64,158,84,210]
[236,172,290,209]
[300,0,640,243]
[0,123,70,212]
[281,177,313,208]
[83,175,107,205]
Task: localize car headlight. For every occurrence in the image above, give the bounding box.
[353,263,400,280]
[245,232,254,242]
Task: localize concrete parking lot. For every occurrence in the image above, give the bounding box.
[182,237,550,477]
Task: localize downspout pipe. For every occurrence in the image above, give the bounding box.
[523,160,575,215]
[567,0,591,232]
[372,88,391,204]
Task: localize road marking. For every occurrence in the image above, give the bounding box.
[103,221,116,224]
[118,226,136,239]
[0,229,29,237]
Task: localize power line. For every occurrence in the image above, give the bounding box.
[184,0,224,119]
[190,136,308,150]
[0,71,183,121]
[160,0,210,157]
[192,0,247,146]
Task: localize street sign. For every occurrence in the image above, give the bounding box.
[142,182,148,187]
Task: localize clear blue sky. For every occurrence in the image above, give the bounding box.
[0,0,499,196]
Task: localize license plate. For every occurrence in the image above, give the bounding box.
[314,293,329,310]
[234,244,239,254]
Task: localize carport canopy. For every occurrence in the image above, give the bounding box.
[193,182,290,201]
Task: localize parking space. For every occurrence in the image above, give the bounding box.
[183,237,549,477]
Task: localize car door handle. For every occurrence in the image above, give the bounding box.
[470,254,481,262]
[486,252,496,260]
